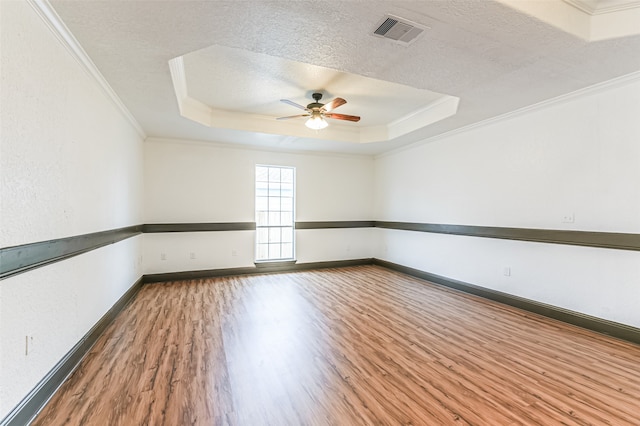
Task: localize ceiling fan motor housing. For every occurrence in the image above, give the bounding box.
[308,92,324,109]
[277,92,360,123]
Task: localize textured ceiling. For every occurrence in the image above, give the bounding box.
[49,0,640,155]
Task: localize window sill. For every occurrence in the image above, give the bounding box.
[254,260,297,268]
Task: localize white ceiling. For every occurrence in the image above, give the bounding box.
[49,0,640,155]
[172,45,459,144]
[182,46,446,124]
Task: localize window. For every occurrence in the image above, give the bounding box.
[255,165,295,261]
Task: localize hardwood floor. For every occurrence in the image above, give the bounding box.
[33,265,640,425]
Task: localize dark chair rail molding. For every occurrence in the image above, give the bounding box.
[143,222,256,233]
[2,220,638,280]
[296,221,375,229]
[0,226,143,280]
[375,221,640,251]
[144,222,375,232]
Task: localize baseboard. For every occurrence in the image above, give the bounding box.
[373,258,640,346]
[0,277,144,426]
[142,258,374,283]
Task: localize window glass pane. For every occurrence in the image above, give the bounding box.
[268,211,281,226]
[269,227,281,243]
[281,197,293,211]
[268,168,280,182]
[256,181,269,197]
[256,244,269,260]
[281,183,293,198]
[281,212,293,226]
[257,228,268,242]
[256,211,268,226]
[268,182,281,196]
[256,167,269,182]
[282,227,293,243]
[256,196,268,211]
[281,243,293,259]
[268,197,280,211]
[281,168,293,183]
[268,244,281,259]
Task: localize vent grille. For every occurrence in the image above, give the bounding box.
[373,15,426,45]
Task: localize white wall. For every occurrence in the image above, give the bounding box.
[374,76,640,327]
[0,1,144,418]
[143,139,374,273]
[1,1,637,418]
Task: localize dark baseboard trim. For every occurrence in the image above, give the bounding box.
[143,222,256,233]
[142,258,374,283]
[375,221,640,251]
[0,226,143,280]
[296,221,375,229]
[373,258,640,346]
[0,277,144,426]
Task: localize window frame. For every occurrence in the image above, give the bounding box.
[254,164,296,263]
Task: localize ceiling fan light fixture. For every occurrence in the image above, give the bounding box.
[278,92,359,129]
[305,113,328,130]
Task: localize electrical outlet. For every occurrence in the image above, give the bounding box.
[160,253,166,261]
[232,250,238,257]
[503,267,511,277]
[190,252,196,260]
[346,245,351,252]
[562,213,575,223]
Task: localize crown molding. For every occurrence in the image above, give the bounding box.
[563,0,640,15]
[26,0,147,139]
[377,70,640,159]
[144,136,374,159]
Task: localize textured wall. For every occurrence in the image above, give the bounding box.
[0,1,144,417]
[143,139,375,273]
[374,77,640,327]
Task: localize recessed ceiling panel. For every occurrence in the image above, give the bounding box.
[171,45,459,143]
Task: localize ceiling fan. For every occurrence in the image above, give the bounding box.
[277,92,361,130]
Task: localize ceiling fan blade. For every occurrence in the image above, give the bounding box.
[280,99,308,111]
[322,97,347,112]
[276,114,310,120]
[324,112,361,122]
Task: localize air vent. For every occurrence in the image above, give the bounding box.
[373,15,426,45]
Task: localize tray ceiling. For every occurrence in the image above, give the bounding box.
[48,0,640,155]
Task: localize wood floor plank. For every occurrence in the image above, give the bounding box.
[32,265,640,425]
